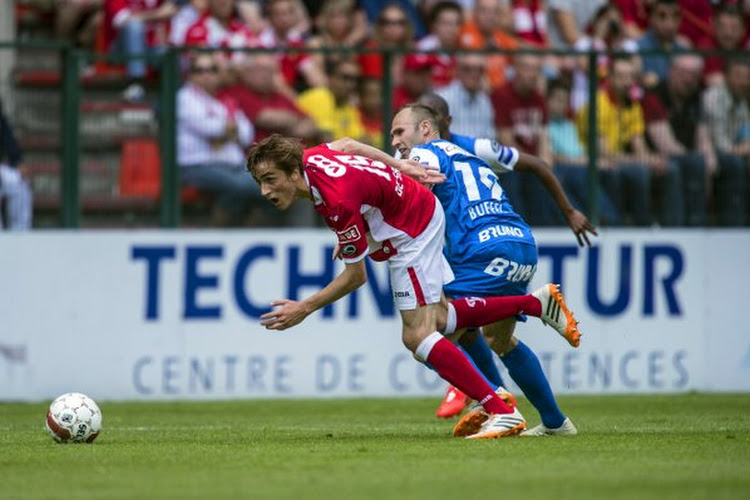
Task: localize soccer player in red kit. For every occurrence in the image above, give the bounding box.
[245,134,579,439]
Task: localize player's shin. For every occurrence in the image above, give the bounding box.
[502,341,566,428]
[415,332,513,415]
[445,296,542,333]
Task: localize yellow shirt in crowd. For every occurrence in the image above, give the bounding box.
[576,90,645,154]
[296,87,365,141]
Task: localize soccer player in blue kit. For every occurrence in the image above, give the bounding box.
[416,94,599,432]
[333,102,596,437]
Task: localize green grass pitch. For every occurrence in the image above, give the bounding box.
[1,394,749,500]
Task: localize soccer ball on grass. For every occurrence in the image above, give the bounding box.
[45,392,102,443]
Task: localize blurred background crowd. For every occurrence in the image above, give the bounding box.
[1,0,749,229]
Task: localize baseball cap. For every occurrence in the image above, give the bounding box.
[403,54,433,72]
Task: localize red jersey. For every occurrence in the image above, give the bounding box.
[220,85,306,141]
[303,145,436,263]
[104,0,168,50]
[491,81,548,155]
[184,13,257,50]
[512,0,547,46]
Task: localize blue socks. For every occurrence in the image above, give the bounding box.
[459,330,505,388]
[501,340,566,428]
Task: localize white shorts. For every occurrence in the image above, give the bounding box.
[388,202,454,310]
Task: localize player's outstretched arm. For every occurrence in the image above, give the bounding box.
[515,152,598,247]
[328,137,444,184]
[260,260,367,330]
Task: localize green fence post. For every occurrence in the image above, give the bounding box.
[586,50,600,226]
[60,46,80,228]
[159,48,179,228]
[381,49,393,148]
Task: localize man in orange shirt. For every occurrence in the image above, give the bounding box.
[460,0,520,89]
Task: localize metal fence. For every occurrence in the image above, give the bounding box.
[1,41,748,228]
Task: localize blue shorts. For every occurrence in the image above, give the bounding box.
[444,241,538,299]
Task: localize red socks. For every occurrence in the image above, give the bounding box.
[420,333,512,415]
[450,295,541,332]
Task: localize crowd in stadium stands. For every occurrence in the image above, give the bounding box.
[4,0,750,228]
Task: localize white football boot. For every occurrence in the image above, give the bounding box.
[520,417,578,437]
[465,406,527,439]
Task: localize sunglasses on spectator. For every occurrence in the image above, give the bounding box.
[379,18,407,26]
[191,65,219,74]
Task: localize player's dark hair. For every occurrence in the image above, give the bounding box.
[416,93,450,137]
[428,1,463,28]
[401,102,440,132]
[246,134,304,178]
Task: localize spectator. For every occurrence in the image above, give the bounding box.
[492,54,559,225]
[576,55,663,226]
[459,0,520,89]
[417,1,463,88]
[546,79,619,224]
[221,53,321,143]
[546,0,607,47]
[258,0,326,94]
[359,77,385,149]
[512,0,547,46]
[0,100,33,231]
[183,0,257,85]
[358,0,426,37]
[437,54,495,138]
[307,0,369,72]
[104,0,177,81]
[567,3,639,111]
[637,0,688,89]
[616,0,714,45]
[702,57,750,226]
[296,59,366,141]
[358,2,415,86]
[643,54,714,226]
[698,3,748,87]
[169,0,207,46]
[177,53,260,227]
[236,0,270,33]
[392,53,434,112]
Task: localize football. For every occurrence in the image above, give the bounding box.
[45,392,102,443]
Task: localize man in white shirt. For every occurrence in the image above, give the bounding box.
[177,52,260,226]
[436,54,495,139]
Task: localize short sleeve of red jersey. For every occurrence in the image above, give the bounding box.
[328,202,368,264]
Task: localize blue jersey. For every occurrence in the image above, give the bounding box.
[409,140,534,272]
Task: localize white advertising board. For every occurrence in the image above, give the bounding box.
[0,229,748,401]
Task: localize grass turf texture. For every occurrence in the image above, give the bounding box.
[1,394,749,500]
